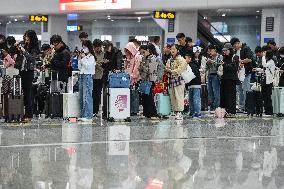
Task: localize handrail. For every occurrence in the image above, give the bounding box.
[198,13,229,43]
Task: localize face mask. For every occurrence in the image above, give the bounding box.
[83,48,89,54]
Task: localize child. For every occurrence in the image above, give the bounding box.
[2,49,15,68]
[185,51,202,118]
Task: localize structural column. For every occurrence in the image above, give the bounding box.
[261,8,284,46]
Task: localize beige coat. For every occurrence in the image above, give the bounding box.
[94,51,105,80]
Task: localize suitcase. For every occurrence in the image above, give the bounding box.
[254,91,263,116]
[246,91,263,116]
[2,77,24,122]
[272,87,284,116]
[45,93,63,118]
[107,88,131,122]
[108,72,130,88]
[155,93,171,116]
[130,89,139,115]
[63,71,80,119]
[201,84,208,111]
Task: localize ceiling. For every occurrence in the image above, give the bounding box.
[199,8,262,17]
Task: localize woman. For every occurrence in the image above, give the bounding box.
[15,30,40,122]
[166,44,187,120]
[261,49,276,116]
[78,40,96,122]
[220,43,239,118]
[138,44,164,119]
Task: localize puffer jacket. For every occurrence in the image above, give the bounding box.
[124,42,142,84]
[138,55,164,82]
[167,55,187,77]
[222,55,239,81]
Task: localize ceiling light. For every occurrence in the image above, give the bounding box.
[134,12,150,15]
[111,20,114,22]
[256,10,260,13]
[22,20,25,23]
[107,15,111,18]
[0,23,2,25]
[14,19,18,22]
[222,13,226,17]
[203,16,208,20]
[107,17,111,20]
[93,19,97,22]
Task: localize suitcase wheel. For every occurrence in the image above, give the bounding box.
[125,117,131,122]
[108,117,114,122]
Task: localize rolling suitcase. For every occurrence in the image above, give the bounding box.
[254,91,263,116]
[2,76,24,122]
[130,89,139,115]
[246,91,255,116]
[63,71,80,119]
[108,71,130,88]
[272,87,284,116]
[201,84,208,111]
[107,88,131,122]
[155,93,171,116]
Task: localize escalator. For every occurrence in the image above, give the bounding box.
[197,13,229,52]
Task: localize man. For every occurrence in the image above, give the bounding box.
[267,40,279,57]
[206,44,222,111]
[186,37,195,49]
[152,36,161,57]
[176,33,192,58]
[49,35,71,83]
[93,39,106,117]
[278,47,284,87]
[162,44,172,65]
[41,44,55,84]
[230,37,254,112]
[79,32,88,44]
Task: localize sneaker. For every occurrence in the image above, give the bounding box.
[175,112,183,120]
[170,112,176,117]
[80,118,93,123]
[193,114,202,118]
[225,113,236,118]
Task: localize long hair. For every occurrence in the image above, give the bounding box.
[147,43,158,56]
[24,30,39,54]
[82,40,95,57]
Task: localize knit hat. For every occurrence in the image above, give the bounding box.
[222,43,233,51]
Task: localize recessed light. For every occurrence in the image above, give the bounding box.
[203,16,208,20]
[93,19,97,22]
[256,10,260,13]
[0,23,2,25]
[107,15,111,18]
[222,13,226,17]
[22,20,25,23]
[107,17,111,20]
[111,20,114,22]
[14,19,18,22]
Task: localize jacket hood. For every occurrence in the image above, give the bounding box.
[125,42,138,57]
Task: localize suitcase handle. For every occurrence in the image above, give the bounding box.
[69,71,80,93]
[50,71,59,94]
[13,76,21,96]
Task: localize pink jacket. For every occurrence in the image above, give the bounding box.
[124,42,142,85]
[4,54,15,68]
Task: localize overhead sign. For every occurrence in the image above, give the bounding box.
[67,25,83,32]
[153,11,176,20]
[59,0,131,11]
[29,15,48,22]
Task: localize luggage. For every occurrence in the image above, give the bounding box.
[246,91,263,116]
[45,93,63,118]
[108,72,130,88]
[138,81,152,95]
[63,71,80,119]
[130,89,139,115]
[2,77,24,122]
[107,88,131,122]
[272,87,284,116]
[201,84,208,111]
[155,93,171,116]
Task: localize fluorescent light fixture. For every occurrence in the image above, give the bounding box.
[107,17,111,20]
[111,20,114,22]
[134,12,150,15]
[14,19,18,22]
[222,13,226,17]
[256,10,260,13]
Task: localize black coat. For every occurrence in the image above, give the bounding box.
[49,44,71,83]
[222,55,239,81]
[239,45,255,76]
[188,60,201,86]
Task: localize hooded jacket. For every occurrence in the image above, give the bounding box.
[124,42,142,84]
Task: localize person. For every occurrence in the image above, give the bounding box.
[2,49,15,68]
[79,32,88,44]
[260,50,276,116]
[166,44,187,120]
[41,44,54,84]
[78,40,96,122]
[251,46,263,83]
[124,42,142,85]
[220,43,240,118]
[176,33,192,58]
[278,47,284,87]
[6,36,16,53]
[138,44,164,119]
[206,44,222,111]
[71,49,79,71]
[152,36,161,57]
[49,35,71,84]
[129,38,140,50]
[230,37,254,113]
[0,34,7,60]
[184,51,202,118]
[267,40,279,58]
[92,39,106,117]
[14,30,40,122]
[162,44,172,66]
[186,37,195,49]
[193,46,202,64]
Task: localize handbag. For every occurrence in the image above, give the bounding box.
[217,65,223,77]
[181,65,196,84]
[251,82,261,92]
[138,81,152,95]
[153,81,165,94]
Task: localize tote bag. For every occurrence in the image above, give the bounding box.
[181,65,196,84]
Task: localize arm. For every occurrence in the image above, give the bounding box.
[223,56,239,72]
[51,51,70,70]
[171,57,187,76]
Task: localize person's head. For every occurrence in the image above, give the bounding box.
[6,36,16,48]
[208,44,217,57]
[129,38,140,49]
[93,39,103,53]
[265,49,274,61]
[186,37,194,48]
[230,37,241,50]
[79,32,88,43]
[153,36,161,45]
[267,40,277,50]
[184,50,195,63]
[261,45,270,56]
[170,44,180,57]
[176,33,186,46]
[222,42,233,56]
[279,47,284,58]
[103,40,113,52]
[255,46,262,57]
[164,44,172,54]
[139,45,149,57]
[82,40,95,56]
[0,34,6,44]
[24,30,39,52]
[1,49,8,57]
[193,46,202,58]
[50,35,64,50]
[41,44,52,56]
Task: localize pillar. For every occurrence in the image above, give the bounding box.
[261,8,284,47]
[41,15,68,45]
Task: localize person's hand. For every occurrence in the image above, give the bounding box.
[240,64,244,68]
[262,51,266,57]
[20,46,25,53]
[242,58,251,64]
[220,61,224,65]
[207,59,213,64]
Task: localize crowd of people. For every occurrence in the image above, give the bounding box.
[0,30,284,122]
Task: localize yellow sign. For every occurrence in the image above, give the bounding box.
[153,11,175,20]
[29,15,48,22]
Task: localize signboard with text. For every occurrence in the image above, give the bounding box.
[59,0,131,11]
[153,11,176,20]
[29,15,48,22]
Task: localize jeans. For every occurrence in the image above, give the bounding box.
[188,88,201,116]
[207,74,220,110]
[79,74,93,119]
[237,74,251,110]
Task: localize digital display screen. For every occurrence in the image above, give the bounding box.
[67,25,82,32]
[59,0,131,11]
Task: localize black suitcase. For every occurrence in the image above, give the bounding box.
[201,84,208,111]
[246,91,255,116]
[33,84,48,115]
[130,89,139,115]
[254,91,263,116]
[45,92,63,118]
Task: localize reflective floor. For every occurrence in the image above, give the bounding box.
[0,115,283,189]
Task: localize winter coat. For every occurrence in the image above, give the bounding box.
[78,54,96,75]
[239,45,255,76]
[94,50,105,80]
[206,54,223,75]
[4,54,15,68]
[167,55,187,87]
[262,57,276,85]
[124,42,142,84]
[188,60,201,87]
[138,55,164,82]
[221,54,239,81]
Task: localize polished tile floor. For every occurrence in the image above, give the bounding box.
[0,115,283,189]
